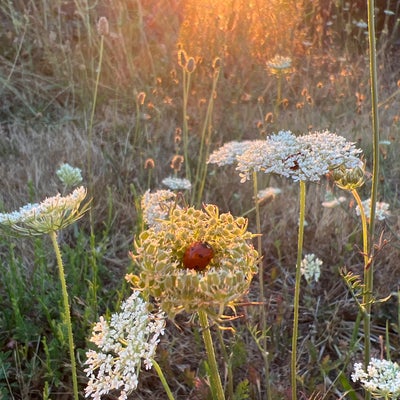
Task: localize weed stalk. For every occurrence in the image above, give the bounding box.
[252,171,272,400]
[49,231,79,400]
[198,310,225,400]
[291,180,306,400]
[152,359,175,400]
[364,0,380,398]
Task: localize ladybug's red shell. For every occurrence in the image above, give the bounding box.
[182,241,214,271]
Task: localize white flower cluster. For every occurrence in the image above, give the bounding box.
[56,163,83,187]
[208,130,362,184]
[300,253,322,284]
[161,176,192,191]
[85,291,165,400]
[0,186,88,235]
[352,358,400,398]
[207,140,257,166]
[321,192,346,209]
[356,199,390,221]
[267,55,292,71]
[141,189,180,228]
[257,187,282,202]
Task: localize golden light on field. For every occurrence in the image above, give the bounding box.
[178,0,307,67]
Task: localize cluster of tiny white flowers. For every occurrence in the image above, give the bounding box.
[141,189,179,228]
[257,187,282,202]
[0,186,88,235]
[356,199,390,221]
[352,358,400,398]
[353,20,368,29]
[208,130,362,184]
[56,163,83,187]
[207,140,256,166]
[300,253,322,284]
[84,291,165,400]
[321,193,347,209]
[161,176,192,191]
[267,55,292,71]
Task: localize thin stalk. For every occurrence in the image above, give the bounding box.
[193,67,221,206]
[367,0,380,239]
[351,189,371,381]
[49,231,79,400]
[182,67,192,182]
[198,310,225,400]
[351,190,369,268]
[216,329,234,400]
[252,172,272,400]
[366,2,380,399]
[291,180,306,400]
[87,32,105,230]
[152,359,175,400]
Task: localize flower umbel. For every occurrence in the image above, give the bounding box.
[300,254,322,284]
[85,291,165,400]
[352,358,400,398]
[56,163,83,188]
[356,199,390,221]
[0,186,89,236]
[267,55,292,74]
[233,130,362,183]
[161,176,192,191]
[141,189,180,229]
[129,204,259,319]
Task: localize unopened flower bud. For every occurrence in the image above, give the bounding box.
[97,16,109,36]
[177,49,188,69]
[144,158,155,169]
[332,163,365,191]
[185,57,196,73]
[170,155,184,172]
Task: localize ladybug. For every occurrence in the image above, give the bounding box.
[182,241,214,271]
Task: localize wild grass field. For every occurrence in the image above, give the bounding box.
[1,0,400,399]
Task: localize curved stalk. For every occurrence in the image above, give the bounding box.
[152,359,175,400]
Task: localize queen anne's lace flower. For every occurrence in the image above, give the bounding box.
[129,204,258,319]
[0,186,89,236]
[267,55,292,73]
[300,254,322,284]
[352,358,400,398]
[141,189,180,228]
[56,163,83,187]
[257,187,281,202]
[207,140,257,166]
[84,291,165,400]
[161,176,192,191]
[356,199,390,221]
[209,130,362,184]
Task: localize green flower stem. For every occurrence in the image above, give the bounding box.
[49,231,79,400]
[351,190,369,269]
[193,66,220,207]
[351,189,373,395]
[366,1,379,398]
[291,180,306,400]
[88,33,104,203]
[198,309,225,400]
[152,359,175,400]
[252,171,272,400]
[182,68,191,182]
[367,0,380,237]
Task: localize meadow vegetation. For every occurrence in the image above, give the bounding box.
[0,0,400,399]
